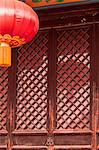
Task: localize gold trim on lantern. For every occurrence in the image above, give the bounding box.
[0,34,25,48]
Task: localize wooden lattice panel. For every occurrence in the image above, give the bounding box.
[16,32,48,130]
[56,28,90,129]
[0,68,8,130]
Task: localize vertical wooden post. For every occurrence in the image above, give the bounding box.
[7,48,17,150]
[47,29,57,150]
[91,82,97,150]
[91,23,97,150]
[95,23,99,149]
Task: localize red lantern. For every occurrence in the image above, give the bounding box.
[0,0,39,67]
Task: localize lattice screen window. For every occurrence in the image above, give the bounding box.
[16,32,48,130]
[0,68,8,130]
[56,28,90,129]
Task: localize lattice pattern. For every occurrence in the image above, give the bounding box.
[16,32,48,130]
[56,28,90,129]
[0,68,8,130]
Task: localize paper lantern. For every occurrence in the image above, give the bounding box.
[0,0,39,67]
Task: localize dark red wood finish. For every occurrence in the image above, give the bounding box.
[0,2,99,150]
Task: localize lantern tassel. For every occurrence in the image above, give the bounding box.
[0,42,11,67]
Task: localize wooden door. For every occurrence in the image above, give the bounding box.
[0,2,99,150]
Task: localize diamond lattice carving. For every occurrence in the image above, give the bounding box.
[16,32,48,130]
[0,68,8,130]
[56,28,90,129]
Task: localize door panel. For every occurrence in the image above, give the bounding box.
[53,26,92,149]
[12,31,49,149]
[11,26,92,150]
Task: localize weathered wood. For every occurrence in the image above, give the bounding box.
[0,2,99,150]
